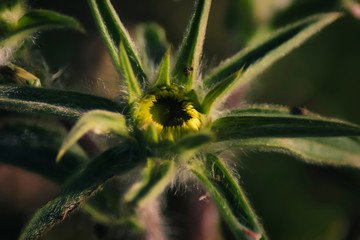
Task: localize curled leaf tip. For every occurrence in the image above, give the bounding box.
[55,151,64,163]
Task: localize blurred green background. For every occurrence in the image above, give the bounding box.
[2,0,360,239]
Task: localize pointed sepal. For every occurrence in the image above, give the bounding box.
[88,0,147,86]
[56,110,129,162]
[119,42,142,102]
[172,0,212,90]
[154,47,171,87]
[201,66,244,114]
[124,159,174,208]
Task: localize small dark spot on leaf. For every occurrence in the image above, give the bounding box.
[183,66,193,77]
[290,106,308,115]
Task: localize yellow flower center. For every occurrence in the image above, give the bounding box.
[135,86,202,132]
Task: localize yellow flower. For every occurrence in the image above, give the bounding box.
[134,86,202,136]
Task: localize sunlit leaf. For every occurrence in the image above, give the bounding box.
[201,67,243,114]
[88,0,147,86]
[20,144,145,240]
[172,0,212,89]
[0,9,84,47]
[212,108,360,141]
[174,132,213,154]
[118,42,142,102]
[189,154,264,240]
[0,64,41,87]
[154,47,171,87]
[210,137,360,168]
[204,13,341,89]
[125,159,174,208]
[57,110,129,162]
[0,84,123,119]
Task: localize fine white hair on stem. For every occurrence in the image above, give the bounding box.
[0,46,14,65]
[138,199,169,240]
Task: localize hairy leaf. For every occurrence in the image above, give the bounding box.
[204,13,341,89]
[172,0,212,89]
[174,132,214,154]
[118,42,142,102]
[57,110,129,162]
[20,144,144,240]
[88,0,147,86]
[201,67,243,114]
[0,120,86,183]
[0,64,41,87]
[212,109,360,141]
[0,85,123,119]
[125,159,174,208]
[154,47,171,87]
[83,179,125,224]
[0,9,84,46]
[211,137,360,168]
[190,154,264,240]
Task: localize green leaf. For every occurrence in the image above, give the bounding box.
[135,23,169,66]
[201,67,243,114]
[189,154,264,240]
[203,13,342,89]
[172,0,212,89]
[0,84,123,119]
[0,9,84,47]
[210,137,360,168]
[0,120,86,183]
[0,64,41,87]
[154,47,171,87]
[88,0,147,86]
[83,179,125,224]
[174,131,214,154]
[212,108,360,141]
[20,144,144,240]
[119,42,142,102]
[57,110,129,162]
[124,159,174,208]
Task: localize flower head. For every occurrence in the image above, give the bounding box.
[18,1,350,240]
[135,86,202,134]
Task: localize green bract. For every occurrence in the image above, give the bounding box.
[1,0,359,240]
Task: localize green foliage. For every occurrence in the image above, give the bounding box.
[20,143,144,240]
[0,120,86,183]
[172,0,212,89]
[154,47,171,87]
[88,0,147,86]
[0,3,83,60]
[56,110,129,162]
[124,159,175,208]
[204,13,341,90]
[0,85,123,119]
[190,154,264,240]
[118,42,142,102]
[212,107,360,140]
[0,0,358,240]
